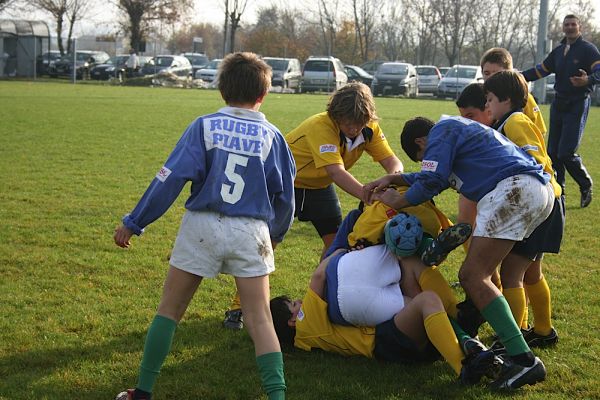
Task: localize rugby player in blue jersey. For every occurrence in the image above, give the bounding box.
[363,116,554,390]
[113,52,296,400]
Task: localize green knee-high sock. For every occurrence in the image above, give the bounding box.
[256,352,286,400]
[137,315,177,393]
[481,296,530,357]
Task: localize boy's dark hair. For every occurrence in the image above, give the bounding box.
[456,83,486,111]
[270,296,296,346]
[327,82,379,126]
[401,117,434,162]
[218,52,271,105]
[480,47,513,70]
[483,70,528,110]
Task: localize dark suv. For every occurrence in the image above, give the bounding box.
[371,62,418,97]
[48,50,110,79]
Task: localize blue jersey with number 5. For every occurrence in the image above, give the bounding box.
[123,107,296,242]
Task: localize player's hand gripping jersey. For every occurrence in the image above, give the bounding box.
[122,107,296,242]
[348,186,452,248]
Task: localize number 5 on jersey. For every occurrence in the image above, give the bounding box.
[221,154,248,204]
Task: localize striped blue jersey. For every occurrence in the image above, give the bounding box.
[402,116,549,204]
[123,107,296,242]
[522,35,600,99]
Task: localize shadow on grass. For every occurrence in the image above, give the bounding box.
[0,314,493,400]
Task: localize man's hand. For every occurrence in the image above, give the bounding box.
[371,187,408,211]
[570,69,589,87]
[114,225,134,248]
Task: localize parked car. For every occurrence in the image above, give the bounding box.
[36,50,61,75]
[182,52,209,76]
[544,74,555,103]
[90,54,130,81]
[141,55,192,78]
[195,58,222,82]
[301,56,347,93]
[438,66,451,76]
[344,65,374,87]
[359,60,386,75]
[371,62,418,97]
[90,55,152,81]
[48,50,110,79]
[415,65,442,94]
[436,65,483,99]
[263,57,302,92]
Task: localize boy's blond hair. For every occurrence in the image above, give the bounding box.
[480,48,513,70]
[326,82,379,125]
[218,52,272,105]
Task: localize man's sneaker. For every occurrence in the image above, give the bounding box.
[421,223,472,266]
[459,338,503,384]
[523,327,559,348]
[490,356,546,390]
[223,309,243,330]
[456,298,486,338]
[580,187,592,208]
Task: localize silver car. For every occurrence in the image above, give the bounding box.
[437,65,483,99]
[301,56,348,93]
[416,65,442,94]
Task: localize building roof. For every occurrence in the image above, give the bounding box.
[0,19,50,37]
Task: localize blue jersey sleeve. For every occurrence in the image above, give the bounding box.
[123,123,205,235]
[266,134,296,242]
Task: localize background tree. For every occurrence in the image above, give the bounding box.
[31,0,68,54]
[115,0,191,53]
[65,0,91,53]
[225,0,248,53]
[0,0,17,12]
[351,0,381,62]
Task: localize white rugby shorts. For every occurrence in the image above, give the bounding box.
[474,174,554,241]
[337,245,405,326]
[169,210,274,278]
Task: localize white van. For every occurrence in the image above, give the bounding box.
[301,56,347,93]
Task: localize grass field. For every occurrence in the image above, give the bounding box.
[0,80,599,400]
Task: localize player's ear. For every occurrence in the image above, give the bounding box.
[415,136,427,150]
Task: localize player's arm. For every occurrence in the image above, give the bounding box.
[119,124,204,242]
[309,248,347,299]
[324,163,365,202]
[379,154,404,174]
[521,51,555,82]
[267,136,297,243]
[363,174,410,204]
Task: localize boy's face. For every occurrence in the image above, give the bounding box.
[338,119,366,140]
[458,106,493,126]
[486,92,512,121]
[285,299,303,326]
[482,62,505,81]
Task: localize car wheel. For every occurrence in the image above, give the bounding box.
[411,85,419,98]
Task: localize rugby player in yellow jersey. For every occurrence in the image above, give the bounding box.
[285,82,403,257]
[483,70,563,349]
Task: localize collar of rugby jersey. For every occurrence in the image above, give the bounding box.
[218,106,266,121]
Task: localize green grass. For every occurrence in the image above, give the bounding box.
[0,81,599,400]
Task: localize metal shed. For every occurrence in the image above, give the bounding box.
[0,19,50,77]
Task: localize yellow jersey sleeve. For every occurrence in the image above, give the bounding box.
[504,113,561,197]
[524,93,547,135]
[294,289,375,358]
[348,186,452,248]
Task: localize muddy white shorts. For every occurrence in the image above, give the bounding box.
[336,245,405,326]
[474,174,554,241]
[169,210,274,278]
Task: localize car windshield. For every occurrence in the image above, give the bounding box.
[416,67,437,75]
[206,60,221,69]
[155,57,174,67]
[379,64,408,75]
[265,59,288,71]
[186,55,208,65]
[446,67,477,79]
[305,60,334,72]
